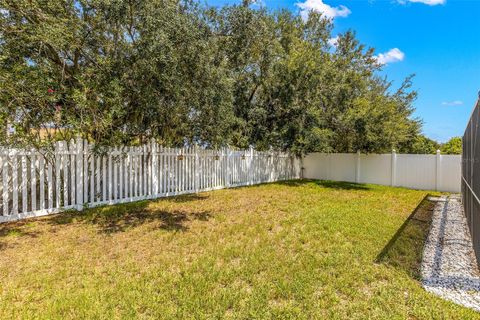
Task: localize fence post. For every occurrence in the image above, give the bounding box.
[436,149,441,191]
[391,149,397,187]
[355,151,361,183]
[76,137,84,210]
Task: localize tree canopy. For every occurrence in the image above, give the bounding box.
[398,134,440,154]
[441,137,462,155]
[0,0,426,154]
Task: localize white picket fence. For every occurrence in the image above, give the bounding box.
[0,139,300,223]
[303,151,461,192]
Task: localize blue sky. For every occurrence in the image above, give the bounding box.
[205,0,479,142]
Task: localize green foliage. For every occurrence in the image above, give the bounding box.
[398,134,440,154]
[0,1,422,154]
[0,0,234,149]
[441,136,462,155]
[398,135,462,155]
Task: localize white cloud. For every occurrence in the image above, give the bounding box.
[441,100,463,106]
[375,48,405,65]
[399,0,446,5]
[250,0,266,8]
[296,0,351,21]
[328,36,339,47]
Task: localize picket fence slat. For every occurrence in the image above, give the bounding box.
[113,149,118,201]
[38,155,45,210]
[128,149,133,199]
[62,144,68,207]
[102,156,107,202]
[2,157,8,216]
[90,155,95,204]
[108,152,112,202]
[0,139,300,222]
[70,141,76,207]
[47,159,53,209]
[12,155,18,215]
[30,150,37,212]
[96,156,101,203]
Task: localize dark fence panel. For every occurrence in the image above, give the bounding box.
[462,98,480,262]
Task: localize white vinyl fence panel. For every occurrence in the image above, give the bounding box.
[395,154,436,191]
[303,151,461,193]
[358,154,392,186]
[0,139,300,223]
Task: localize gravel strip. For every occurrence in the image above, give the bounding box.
[421,195,480,311]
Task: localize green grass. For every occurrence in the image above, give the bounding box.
[0,180,478,319]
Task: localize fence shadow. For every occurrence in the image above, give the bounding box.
[0,220,42,250]
[314,180,371,190]
[163,193,210,203]
[375,195,435,280]
[276,179,371,191]
[0,195,212,249]
[48,198,212,234]
[0,223,39,238]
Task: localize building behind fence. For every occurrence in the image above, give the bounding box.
[462,97,480,262]
[0,139,301,223]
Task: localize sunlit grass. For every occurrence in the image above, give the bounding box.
[0,180,477,319]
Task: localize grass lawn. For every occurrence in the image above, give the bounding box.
[0,180,478,319]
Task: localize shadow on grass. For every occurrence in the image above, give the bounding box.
[48,196,212,234]
[0,194,212,242]
[375,195,435,279]
[0,224,39,238]
[277,179,371,190]
[0,220,42,250]
[162,193,210,203]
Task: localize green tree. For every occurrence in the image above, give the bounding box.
[0,1,426,156]
[398,134,440,154]
[441,137,462,155]
[213,7,420,155]
[0,0,234,149]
